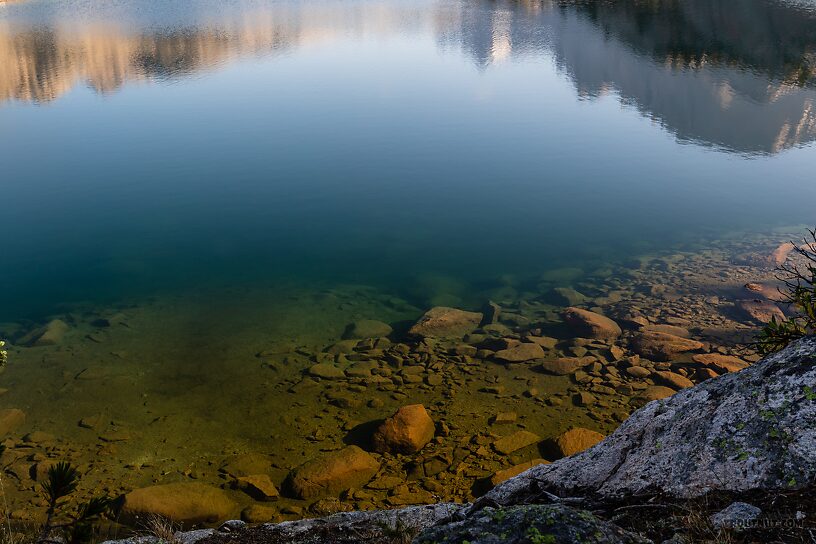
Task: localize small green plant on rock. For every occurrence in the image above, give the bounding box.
[756,227,816,355]
[526,526,556,544]
[36,462,111,544]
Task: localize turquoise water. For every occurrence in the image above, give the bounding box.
[1,0,816,322]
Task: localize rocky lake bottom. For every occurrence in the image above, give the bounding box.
[0,227,810,532]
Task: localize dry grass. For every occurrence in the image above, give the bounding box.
[603,486,816,543]
[143,515,183,544]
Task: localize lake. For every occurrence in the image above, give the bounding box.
[0,0,815,526]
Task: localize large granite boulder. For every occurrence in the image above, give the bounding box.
[415,504,649,544]
[483,337,816,503]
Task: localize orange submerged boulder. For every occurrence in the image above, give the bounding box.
[372,404,435,454]
[563,308,621,340]
[120,482,236,524]
[286,446,380,499]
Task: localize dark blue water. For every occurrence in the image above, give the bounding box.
[2,0,816,322]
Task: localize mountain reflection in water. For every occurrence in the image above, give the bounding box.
[1,0,815,154]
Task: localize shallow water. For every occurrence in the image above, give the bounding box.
[0,0,815,524]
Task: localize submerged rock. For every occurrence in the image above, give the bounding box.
[652,371,694,390]
[241,504,279,523]
[737,299,786,324]
[307,363,346,380]
[489,459,550,486]
[0,409,25,436]
[220,453,273,478]
[342,320,392,340]
[285,446,380,500]
[630,331,703,361]
[536,356,595,375]
[493,430,541,455]
[408,307,483,338]
[20,319,69,347]
[493,342,545,363]
[483,337,816,503]
[744,282,785,302]
[769,241,796,266]
[640,324,690,338]
[235,474,279,501]
[692,353,750,373]
[563,307,621,340]
[119,483,236,525]
[544,427,605,459]
[630,385,676,405]
[415,504,650,544]
[547,287,588,306]
[372,404,435,454]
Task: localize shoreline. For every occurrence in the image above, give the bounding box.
[0,228,804,529]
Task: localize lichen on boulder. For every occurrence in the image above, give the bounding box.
[415,504,650,544]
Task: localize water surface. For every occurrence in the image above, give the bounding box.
[2,0,815,322]
[0,0,815,521]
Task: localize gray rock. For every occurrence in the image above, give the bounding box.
[102,530,215,544]
[483,337,816,503]
[239,504,461,544]
[709,502,761,530]
[105,505,463,544]
[415,505,650,544]
[217,520,246,532]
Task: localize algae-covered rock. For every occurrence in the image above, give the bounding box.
[415,504,650,544]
